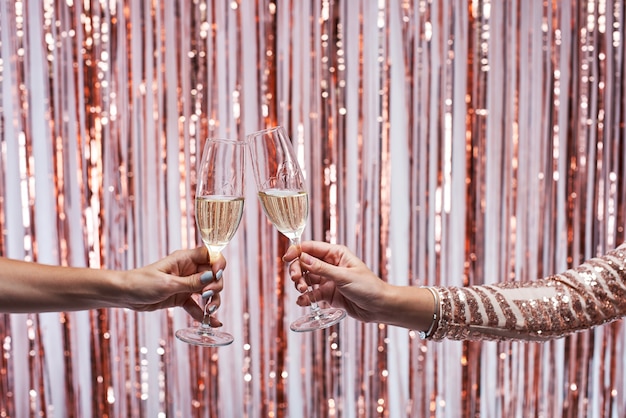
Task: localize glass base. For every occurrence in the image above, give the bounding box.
[290,307,347,332]
[175,325,234,347]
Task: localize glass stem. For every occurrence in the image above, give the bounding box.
[306,275,322,316]
[200,249,219,330]
[201,301,212,329]
[292,237,321,315]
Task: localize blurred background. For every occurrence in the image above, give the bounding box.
[0,0,624,417]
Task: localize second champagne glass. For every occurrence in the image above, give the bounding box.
[175,138,246,347]
[247,126,346,332]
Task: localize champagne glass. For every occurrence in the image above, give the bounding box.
[175,138,246,347]
[247,126,346,332]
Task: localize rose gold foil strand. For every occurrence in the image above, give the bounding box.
[400,0,434,415]
[40,3,81,416]
[0,316,12,416]
[270,27,291,414]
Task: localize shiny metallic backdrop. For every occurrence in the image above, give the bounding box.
[0,0,624,417]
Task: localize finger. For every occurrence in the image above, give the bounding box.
[298,241,343,262]
[288,259,309,292]
[208,315,223,327]
[202,269,224,292]
[205,292,221,311]
[182,296,204,322]
[288,259,303,280]
[205,294,223,327]
[292,276,309,293]
[282,243,301,263]
[291,271,323,292]
[188,266,224,293]
[186,294,223,328]
[303,272,323,285]
[296,287,323,307]
[298,252,336,278]
[296,292,310,306]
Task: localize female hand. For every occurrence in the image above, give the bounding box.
[283,240,436,330]
[121,246,226,325]
[283,241,390,323]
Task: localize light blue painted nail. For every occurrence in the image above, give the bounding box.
[208,305,218,314]
[202,289,214,299]
[216,269,223,281]
[200,271,214,284]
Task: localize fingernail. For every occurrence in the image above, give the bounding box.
[216,269,223,281]
[202,289,214,299]
[200,271,214,284]
[208,305,218,314]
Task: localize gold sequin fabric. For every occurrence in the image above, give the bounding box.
[429,243,626,341]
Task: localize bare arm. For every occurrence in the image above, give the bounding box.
[0,258,124,312]
[0,246,226,324]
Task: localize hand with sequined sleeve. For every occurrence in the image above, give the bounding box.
[285,240,626,341]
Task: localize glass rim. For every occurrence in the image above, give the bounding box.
[246,125,285,138]
[205,137,246,145]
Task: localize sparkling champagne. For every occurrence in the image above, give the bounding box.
[258,189,308,240]
[195,195,245,257]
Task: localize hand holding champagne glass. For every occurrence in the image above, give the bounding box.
[247,126,346,332]
[175,138,246,347]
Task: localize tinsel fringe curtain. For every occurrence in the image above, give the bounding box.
[0,0,624,417]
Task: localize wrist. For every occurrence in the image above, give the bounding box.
[379,285,437,331]
[83,268,128,309]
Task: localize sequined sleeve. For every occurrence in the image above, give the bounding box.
[428,243,626,341]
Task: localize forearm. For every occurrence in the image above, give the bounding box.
[0,258,125,313]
